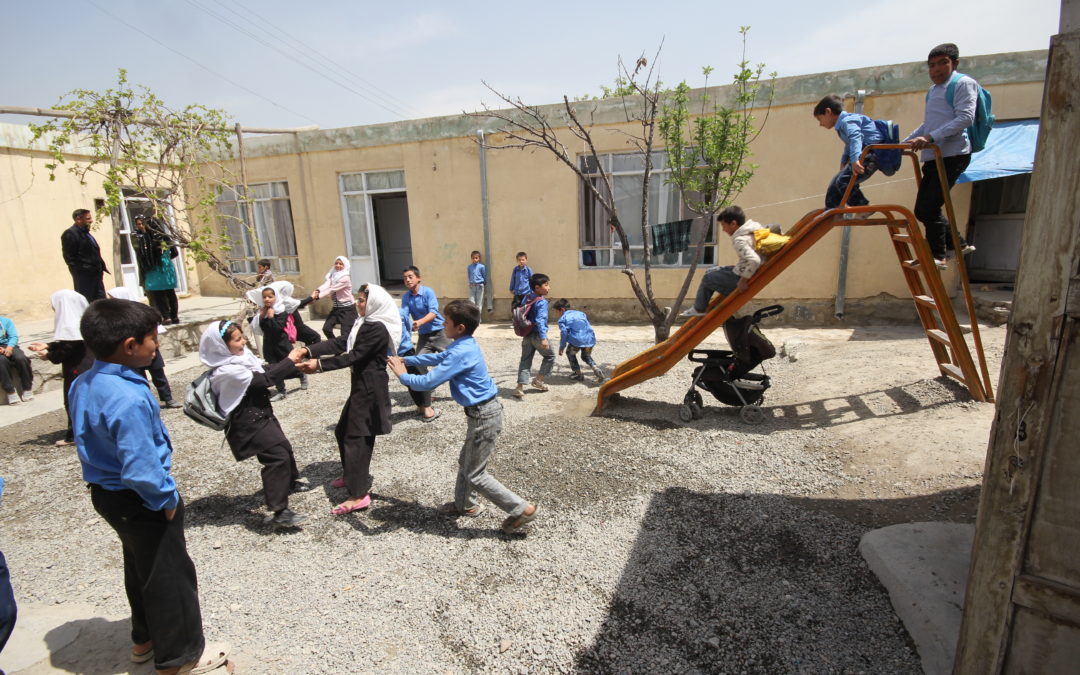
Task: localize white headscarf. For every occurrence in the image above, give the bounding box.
[199,320,264,415]
[107,287,167,334]
[346,284,402,354]
[325,255,350,284]
[51,290,88,341]
[245,281,300,336]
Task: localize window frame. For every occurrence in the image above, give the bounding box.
[215,180,300,275]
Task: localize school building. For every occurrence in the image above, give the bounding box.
[0,49,1045,323]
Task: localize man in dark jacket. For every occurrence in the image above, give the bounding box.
[61,208,109,302]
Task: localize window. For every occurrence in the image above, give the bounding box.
[580,151,714,268]
[216,181,299,274]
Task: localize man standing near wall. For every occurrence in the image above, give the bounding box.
[61,208,109,302]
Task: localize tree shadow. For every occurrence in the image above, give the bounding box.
[572,487,940,673]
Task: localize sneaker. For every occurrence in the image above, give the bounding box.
[569,371,584,381]
[6,392,18,405]
[162,399,183,409]
[960,244,976,255]
[271,508,308,528]
[934,259,948,270]
[680,307,707,317]
[19,390,33,402]
[269,391,286,402]
[592,366,607,382]
[300,373,309,390]
[512,387,525,400]
[530,377,548,392]
[291,477,311,492]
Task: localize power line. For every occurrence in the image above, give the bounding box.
[216,0,424,119]
[182,0,414,122]
[82,0,321,126]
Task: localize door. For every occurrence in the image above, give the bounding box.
[339,170,409,289]
[373,194,412,281]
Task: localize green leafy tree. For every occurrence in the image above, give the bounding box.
[28,69,253,290]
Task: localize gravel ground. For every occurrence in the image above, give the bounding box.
[1,324,1001,673]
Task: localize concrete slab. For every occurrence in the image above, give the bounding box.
[859,522,974,675]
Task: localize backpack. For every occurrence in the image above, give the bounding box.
[931,72,996,153]
[871,119,902,175]
[511,295,542,337]
[184,370,231,431]
[752,226,791,255]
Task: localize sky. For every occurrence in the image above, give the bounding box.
[0,0,1062,132]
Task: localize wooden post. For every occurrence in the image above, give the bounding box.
[952,27,1080,673]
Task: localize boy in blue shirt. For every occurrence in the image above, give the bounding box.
[402,265,451,421]
[552,299,605,383]
[814,94,884,211]
[513,273,554,399]
[69,299,229,675]
[388,300,538,534]
[466,250,487,318]
[508,251,533,310]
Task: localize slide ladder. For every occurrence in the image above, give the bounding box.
[593,144,994,415]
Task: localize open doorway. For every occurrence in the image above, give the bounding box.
[339,170,412,289]
[373,193,412,287]
[967,173,1030,284]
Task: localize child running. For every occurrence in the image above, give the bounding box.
[107,287,181,409]
[291,284,401,516]
[310,255,357,340]
[199,321,309,529]
[513,273,554,399]
[248,282,307,400]
[552,299,605,383]
[388,300,538,534]
[26,290,95,446]
[69,298,230,674]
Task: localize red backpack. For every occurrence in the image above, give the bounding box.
[511,296,542,337]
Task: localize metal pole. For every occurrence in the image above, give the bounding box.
[834,89,865,319]
[477,130,494,313]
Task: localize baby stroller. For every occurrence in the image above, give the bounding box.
[680,304,784,424]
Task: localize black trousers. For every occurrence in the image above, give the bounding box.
[137,350,172,403]
[322,304,358,341]
[89,486,204,669]
[408,331,452,408]
[0,347,33,393]
[256,442,300,512]
[147,289,179,322]
[72,272,106,303]
[334,411,375,498]
[915,154,971,260]
[0,551,15,655]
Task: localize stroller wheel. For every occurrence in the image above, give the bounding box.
[740,405,765,425]
[690,401,704,420]
[690,390,703,408]
[678,404,694,423]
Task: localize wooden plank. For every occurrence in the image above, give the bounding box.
[914,295,938,309]
[1002,606,1080,672]
[953,31,1080,674]
[1012,575,1080,628]
[927,328,952,346]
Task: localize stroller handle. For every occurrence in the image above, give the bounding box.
[752,304,784,323]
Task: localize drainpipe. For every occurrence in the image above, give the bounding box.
[477,130,494,313]
[834,89,865,320]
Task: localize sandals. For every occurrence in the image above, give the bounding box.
[130,645,154,664]
[175,641,230,674]
[331,494,371,515]
[437,502,485,518]
[420,408,442,423]
[501,505,538,534]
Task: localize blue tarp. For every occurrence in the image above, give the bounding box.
[957,118,1039,184]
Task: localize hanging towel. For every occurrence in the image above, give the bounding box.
[651,219,693,255]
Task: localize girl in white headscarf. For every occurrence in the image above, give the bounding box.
[292,284,400,515]
[27,290,95,445]
[309,255,358,340]
[198,320,308,528]
[247,281,305,400]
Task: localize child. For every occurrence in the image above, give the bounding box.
[255,258,275,285]
[0,314,34,404]
[388,300,538,534]
[402,265,451,421]
[69,298,229,674]
[466,250,487,318]
[310,255,358,340]
[247,282,306,400]
[291,284,401,516]
[395,305,430,413]
[199,321,308,529]
[26,290,95,445]
[107,287,181,409]
[903,42,979,268]
[681,206,767,317]
[552,299,605,383]
[508,251,533,310]
[813,94,884,211]
[513,273,554,399]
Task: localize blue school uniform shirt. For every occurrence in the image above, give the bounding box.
[0,317,18,347]
[402,285,444,335]
[399,335,497,406]
[509,264,533,295]
[834,111,883,166]
[557,309,596,351]
[467,262,487,285]
[398,307,414,355]
[524,292,549,340]
[69,360,179,511]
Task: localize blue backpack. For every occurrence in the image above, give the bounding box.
[871,119,902,175]
[931,72,995,153]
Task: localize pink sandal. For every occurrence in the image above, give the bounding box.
[330,477,346,489]
[331,494,371,515]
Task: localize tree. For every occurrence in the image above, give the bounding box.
[28,69,253,290]
[473,30,772,342]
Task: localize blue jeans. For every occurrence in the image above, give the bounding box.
[694,266,741,312]
[824,156,878,209]
[455,399,527,516]
[518,333,555,384]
